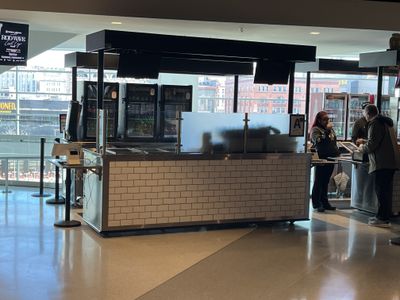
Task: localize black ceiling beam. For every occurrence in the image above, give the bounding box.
[64,51,254,76]
[296,58,378,74]
[64,51,119,69]
[160,57,253,75]
[86,30,316,63]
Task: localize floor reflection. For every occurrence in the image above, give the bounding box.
[2,189,400,300]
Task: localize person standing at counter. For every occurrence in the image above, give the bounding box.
[357,104,400,227]
[351,102,370,144]
[310,111,340,212]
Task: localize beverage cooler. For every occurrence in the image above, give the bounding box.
[323,93,347,140]
[159,85,192,141]
[347,94,370,139]
[78,81,119,141]
[380,95,400,140]
[119,83,158,141]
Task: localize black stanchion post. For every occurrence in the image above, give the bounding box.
[39,137,44,194]
[54,168,81,228]
[32,138,52,198]
[47,138,65,205]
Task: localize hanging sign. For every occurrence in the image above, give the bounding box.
[0,21,29,66]
[289,114,305,137]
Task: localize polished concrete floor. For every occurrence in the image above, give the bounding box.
[1,188,400,300]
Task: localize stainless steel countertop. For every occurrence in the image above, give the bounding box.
[83,148,310,161]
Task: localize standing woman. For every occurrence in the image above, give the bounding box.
[310,111,340,212]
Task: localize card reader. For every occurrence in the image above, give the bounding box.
[67,149,81,165]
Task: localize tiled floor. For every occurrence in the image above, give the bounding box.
[1,188,400,300]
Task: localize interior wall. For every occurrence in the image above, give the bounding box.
[1,0,400,31]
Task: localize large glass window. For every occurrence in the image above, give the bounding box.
[0,51,72,137]
[197,76,233,113]
[231,75,289,114]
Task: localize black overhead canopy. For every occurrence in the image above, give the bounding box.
[85,30,316,84]
[86,30,316,63]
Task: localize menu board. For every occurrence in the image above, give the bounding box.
[0,21,29,66]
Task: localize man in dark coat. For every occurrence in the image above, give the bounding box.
[357,104,400,227]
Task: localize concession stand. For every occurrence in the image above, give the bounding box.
[73,30,317,235]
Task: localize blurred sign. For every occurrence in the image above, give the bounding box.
[0,21,29,66]
[59,114,67,133]
[289,114,305,137]
[0,100,16,113]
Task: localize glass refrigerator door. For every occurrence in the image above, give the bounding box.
[163,104,187,137]
[347,94,369,140]
[323,93,347,140]
[398,98,400,140]
[86,99,97,138]
[104,100,117,138]
[381,95,391,117]
[126,103,155,137]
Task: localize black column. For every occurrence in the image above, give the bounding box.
[72,67,77,101]
[233,75,239,113]
[377,66,383,112]
[305,72,311,153]
[287,63,295,114]
[97,50,105,153]
[97,50,104,110]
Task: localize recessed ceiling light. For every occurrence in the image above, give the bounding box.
[309,31,320,35]
[111,21,122,25]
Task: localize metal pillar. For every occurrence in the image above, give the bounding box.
[287,63,295,114]
[233,75,239,113]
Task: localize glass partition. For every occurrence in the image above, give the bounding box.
[181,112,305,154]
[248,114,304,153]
[180,113,244,153]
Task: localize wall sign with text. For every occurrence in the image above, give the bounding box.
[289,114,305,137]
[0,21,29,66]
[0,100,17,114]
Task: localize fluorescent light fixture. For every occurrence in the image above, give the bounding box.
[309,31,320,35]
[111,21,122,25]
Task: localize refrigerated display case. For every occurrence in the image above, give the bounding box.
[323,93,347,140]
[380,95,400,140]
[380,95,399,119]
[395,95,400,140]
[347,94,370,139]
[78,81,119,141]
[119,83,158,140]
[381,95,391,117]
[159,85,192,140]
